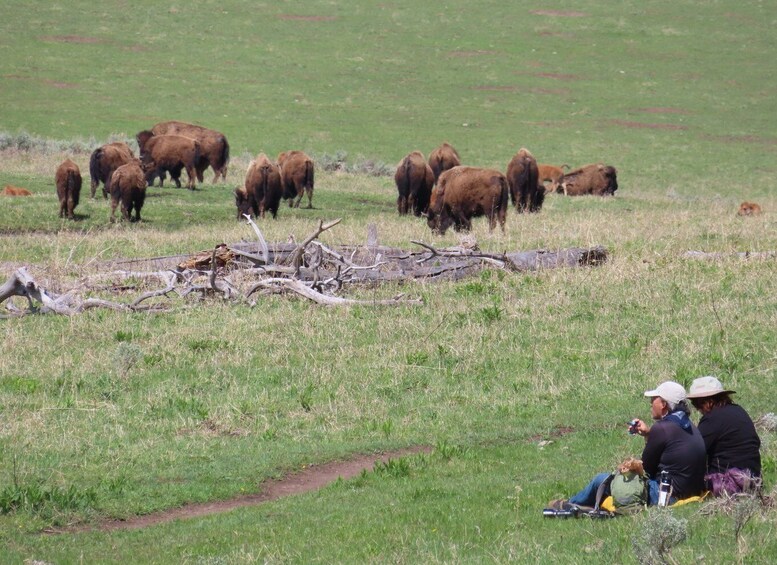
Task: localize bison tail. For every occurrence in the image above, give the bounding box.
[89,148,102,186]
[305,159,314,189]
[219,136,230,169]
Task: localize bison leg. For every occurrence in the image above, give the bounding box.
[90,181,98,199]
[293,190,303,208]
[306,187,313,209]
[397,195,407,215]
[185,165,197,190]
[109,198,119,223]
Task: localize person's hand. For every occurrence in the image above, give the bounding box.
[630,418,650,437]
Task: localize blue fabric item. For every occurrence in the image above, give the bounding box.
[664,410,693,433]
[569,472,611,507]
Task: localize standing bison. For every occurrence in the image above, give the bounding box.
[428,142,461,183]
[236,153,283,219]
[109,160,147,222]
[55,159,82,220]
[89,142,135,199]
[137,133,200,190]
[277,150,315,208]
[506,148,544,213]
[560,163,618,196]
[538,163,569,193]
[145,121,230,183]
[426,166,509,235]
[394,151,434,216]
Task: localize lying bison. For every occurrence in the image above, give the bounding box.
[55,159,82,220]
[147,121,230,183]
[427,166,508,235]
[506,148,544,213]
[89,142,135,199]
[428,142,461,183]
[109,160,147,222]
[137,132,200,190]
[738,201,762,216]
[236,153,283,219]
[395,151,434,216]
[561,163,618,196]
[278,150,314,208]
[2,185,32,196]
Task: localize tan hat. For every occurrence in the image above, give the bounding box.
[644,381,686,405]
[686,376,735,399]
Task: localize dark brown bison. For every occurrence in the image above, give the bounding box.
[560,163,618,196]
[137,133,200,190]
[55,159,82,220]
[738,201,762,216]
[146,121,230,183]
[2,185,32,196]
[538,163,569,193]
[428,142,461,183]
[109,159,147,222]
[89,142,135,199]
[394,151,435,216]
[277,150,314,208]
[236,153,283,219]
[506,148,544,213]
[426,166,509,235]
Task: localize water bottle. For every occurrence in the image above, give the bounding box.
[657,470,672,507]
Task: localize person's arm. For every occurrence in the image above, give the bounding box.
[641,423,666,479]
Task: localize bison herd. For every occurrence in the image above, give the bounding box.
[50,122,622,230]
[395,142,619,234]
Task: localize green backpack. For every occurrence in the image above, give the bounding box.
[609,470,649,509]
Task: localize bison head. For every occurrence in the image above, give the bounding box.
[602,166,618,195]
[234,188,252,220]
[136,130,154,155]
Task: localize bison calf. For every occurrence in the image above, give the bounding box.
[278,150,315,208]
[738,201,762,216]
[427,166,509,235]
[506,148,544,213]
[2,185,32,196]
[395,151,434,216]
[55,159,82,220]
[538,163,569,193]
[109,160,147,222]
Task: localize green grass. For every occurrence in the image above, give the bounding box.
[1,0,777,563]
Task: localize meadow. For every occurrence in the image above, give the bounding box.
[1,1,777,563]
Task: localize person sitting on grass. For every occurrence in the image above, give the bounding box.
[687,375,762,496]
[550,381,707,510]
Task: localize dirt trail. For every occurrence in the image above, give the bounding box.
[47,446,431,534]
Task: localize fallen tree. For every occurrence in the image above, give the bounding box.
[0,218,608,316]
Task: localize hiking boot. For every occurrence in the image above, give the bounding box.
[548,499,574,511]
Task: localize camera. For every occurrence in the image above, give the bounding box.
[628,419,639,435]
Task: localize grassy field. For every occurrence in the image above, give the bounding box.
[2,1,777,563]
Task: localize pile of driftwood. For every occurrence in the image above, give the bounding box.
[0,217,608,317]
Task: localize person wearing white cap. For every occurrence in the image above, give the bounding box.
[549,381,706,511]
[687,375,761,495]
[629,380,707,502]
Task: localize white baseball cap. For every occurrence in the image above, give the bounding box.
[686,376,735,399]
[644,381,686,405]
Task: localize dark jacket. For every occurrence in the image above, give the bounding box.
[642,416,706,499]
[698,403,761,476]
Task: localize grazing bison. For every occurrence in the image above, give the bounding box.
[506,148,544,213]
[55,159,82,220]
[394,151,435,216]
[237,153,283,219]
[137,133,200,190]
[145,121,230,183]
[428,142,461,183]
[538,163,569,193]
[109,160,147,222]
[277,150,315,208]
[738,201,762,216]
[89,142,135,199]
[2,185,32,196]
[561,163,618,196]
[426,166,509,235]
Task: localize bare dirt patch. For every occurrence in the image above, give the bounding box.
[534,72,581,81]
[530,10,587,17]
[473,85,571,96]
[635,107,691,115]
[609,119,688,131]
[277,15,337,22]
[45,446,431,534]
[702,134,777,147]
[39,35,104,44]
[42,79,77,89]
[447,50,499,58]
